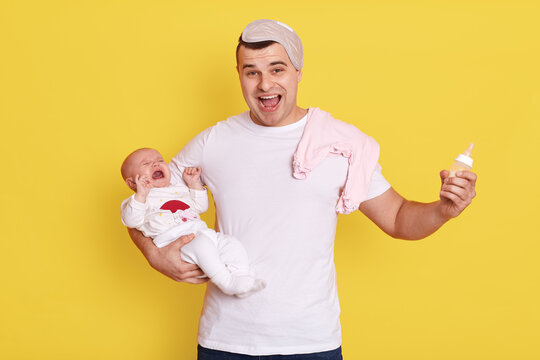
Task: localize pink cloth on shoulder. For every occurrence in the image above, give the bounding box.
[292,108,380,214]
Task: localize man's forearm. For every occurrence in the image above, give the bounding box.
[393,200,449,240]
[126,227,206,283]
[127,227,158,262]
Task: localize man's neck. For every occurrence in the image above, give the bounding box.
[249,106,308,127]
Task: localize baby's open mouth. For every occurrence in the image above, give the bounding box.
[152,170,164,179]
[259,94,281,108]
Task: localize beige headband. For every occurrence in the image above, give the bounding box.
[241,19,304,70]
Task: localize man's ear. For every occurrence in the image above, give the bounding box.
[297,69,303,82]
[125,178,136,191]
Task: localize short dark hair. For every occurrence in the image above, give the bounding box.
[235,36,277,65]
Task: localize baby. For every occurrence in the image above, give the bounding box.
[120,148,265,297]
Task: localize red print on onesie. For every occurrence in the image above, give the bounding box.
[160,200,192,222]
[160,200,190,213]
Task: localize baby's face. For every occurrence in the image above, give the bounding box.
[124,148,171,189]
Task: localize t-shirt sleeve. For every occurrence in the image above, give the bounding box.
[364,163,391,201]
[169,126,214,185]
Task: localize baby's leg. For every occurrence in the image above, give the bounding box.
[181,231,265,297]
[213,233,251,275]
[180,232,226,279]
[214,232,266,298]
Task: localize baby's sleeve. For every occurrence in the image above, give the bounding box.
[120,195,148,229]
[188,188,209,214]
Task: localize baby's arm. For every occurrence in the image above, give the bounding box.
[121,195,147,229]
[182,167,205,191]
[183,167,209,213]
[121,175,153,228]
[134,174,152,203]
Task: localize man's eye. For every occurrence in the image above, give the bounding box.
[142,163,149,166]
[273,68,283,73]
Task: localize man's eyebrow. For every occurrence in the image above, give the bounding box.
[270,61,288,67]
[242,61,288,70]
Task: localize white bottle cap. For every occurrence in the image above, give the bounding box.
[455,143,474,167]
[455,154,473,167]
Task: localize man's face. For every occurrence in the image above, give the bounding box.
[124,148,171,190]
[237,43,303,127]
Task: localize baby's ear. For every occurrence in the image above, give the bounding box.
[125,177,137,191]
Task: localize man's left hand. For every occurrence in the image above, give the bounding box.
[439,170,477,219]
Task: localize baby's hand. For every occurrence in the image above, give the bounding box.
[134,174,152,202]
[183,167,204,190]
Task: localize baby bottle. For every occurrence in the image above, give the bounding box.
[449,143,474,177]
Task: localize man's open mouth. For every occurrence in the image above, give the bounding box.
[259,94,281,109]
[152,170,164,179]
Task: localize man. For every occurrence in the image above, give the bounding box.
[128,19,477,359]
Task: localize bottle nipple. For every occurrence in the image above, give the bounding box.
[452,142,474,170]
[463,143,474,157]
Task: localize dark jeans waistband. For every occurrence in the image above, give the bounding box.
[197,345,343,360]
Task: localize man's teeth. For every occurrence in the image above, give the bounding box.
[259,95,280,108]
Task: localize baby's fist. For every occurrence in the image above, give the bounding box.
[182,167,204,190]
[134,174,152,202]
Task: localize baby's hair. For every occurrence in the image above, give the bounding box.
[120,147,154,180]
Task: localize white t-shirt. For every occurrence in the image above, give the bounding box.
[170,111,391,356]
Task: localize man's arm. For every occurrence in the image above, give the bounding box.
[359,170,477,240]
[127,227,207,283]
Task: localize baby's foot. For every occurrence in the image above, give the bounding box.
[211,270,266,297]
[235,277,266,298]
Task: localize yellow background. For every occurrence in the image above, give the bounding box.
[1,0,539,359]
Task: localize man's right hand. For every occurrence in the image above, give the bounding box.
[127,228,208,284]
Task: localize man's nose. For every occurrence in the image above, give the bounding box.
[152,162,159,167]
[258,73,273,92]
